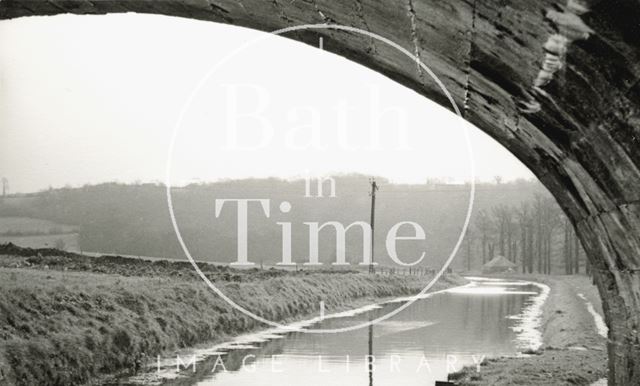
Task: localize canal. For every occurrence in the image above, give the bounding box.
[117,277,547,386]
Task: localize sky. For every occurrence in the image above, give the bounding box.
[0,13,534,194]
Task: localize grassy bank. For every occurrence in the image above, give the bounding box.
[449,275,607,385]
[0,244,463,386]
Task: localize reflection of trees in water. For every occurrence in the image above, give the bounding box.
[480,295,487,334]
[462,296,470,330]
[157,284,539,386]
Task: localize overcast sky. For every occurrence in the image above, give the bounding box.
[0,14,534,193]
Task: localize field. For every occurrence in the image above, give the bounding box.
[0,217,77,234]
[0,217,79,251]
[0,244,463,386]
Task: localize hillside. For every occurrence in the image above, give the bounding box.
[0,177,548,270]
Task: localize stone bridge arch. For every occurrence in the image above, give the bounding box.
[2,0,639,383]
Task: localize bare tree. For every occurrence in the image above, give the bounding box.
[475,210,492,265]
[463,227,475,271]
[533,194,544,273]
[541,197,562,274]
[517,202,531,273]
[492,205,515,260]
[55,238,66,251]
[505,208,517,262]
[573,230,581,274]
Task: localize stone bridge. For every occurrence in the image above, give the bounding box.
[1,0,639,383]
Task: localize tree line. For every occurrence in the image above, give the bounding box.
[463,193,590,275]
[1,177,590,273]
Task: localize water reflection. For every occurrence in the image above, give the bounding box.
[368,321,373,386]
[117,279,541,386]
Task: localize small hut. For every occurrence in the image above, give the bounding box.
[482,255,517,274]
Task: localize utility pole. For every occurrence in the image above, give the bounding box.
[369,178,378,274]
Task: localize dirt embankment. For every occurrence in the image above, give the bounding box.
[0,244,464,386]
[449,275,607,385]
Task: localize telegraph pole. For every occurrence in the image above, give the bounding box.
[369,178,378,274]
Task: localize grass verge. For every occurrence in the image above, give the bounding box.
[0,244,462,385]
[448,275,607,385]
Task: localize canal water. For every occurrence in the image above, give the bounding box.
[118,278,546,386]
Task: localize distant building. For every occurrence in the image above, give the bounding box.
[482,255,517,274]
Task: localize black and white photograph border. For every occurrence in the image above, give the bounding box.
[1,1,638,386]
